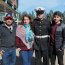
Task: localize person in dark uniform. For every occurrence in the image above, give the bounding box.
[33,7,51,65]
[50,11,65,65]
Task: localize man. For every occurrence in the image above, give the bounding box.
[50,11,65,65]
[0,13,17,65]
[33,7,50,65]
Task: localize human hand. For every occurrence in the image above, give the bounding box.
[16,48,21,51]
[16,48,21,57]
[26,44,30,49]
[0,50,5,55]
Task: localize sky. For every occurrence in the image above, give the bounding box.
[18,0,65,13]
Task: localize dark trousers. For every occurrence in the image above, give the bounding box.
[50,47,64,65]
[35,50,49,65]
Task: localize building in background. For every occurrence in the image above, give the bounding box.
[0,0,19,23]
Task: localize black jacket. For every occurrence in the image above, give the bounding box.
[51,22,65,50]
[33,18,51,51]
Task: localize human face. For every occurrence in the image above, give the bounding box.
[5,19,13,26]
[24,17,30,24]
[37,14,44,20]
[53,15,61,24]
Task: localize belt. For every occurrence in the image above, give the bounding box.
[35,35,50,38]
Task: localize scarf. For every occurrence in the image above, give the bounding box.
[16,25,34,48]
[24,24,34,47]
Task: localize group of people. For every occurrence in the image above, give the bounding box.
[0,7,65,65]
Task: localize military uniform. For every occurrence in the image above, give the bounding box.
[33,18,50,65]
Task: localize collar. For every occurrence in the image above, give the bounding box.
[56,21,62,26]
[5,24,13,29]
[2,22,16,27]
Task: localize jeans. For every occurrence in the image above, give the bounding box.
[2,48,16,65]
[20,51,33,65]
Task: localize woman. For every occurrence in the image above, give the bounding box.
[16,14,34,65]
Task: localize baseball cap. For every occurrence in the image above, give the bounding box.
[5,13,13,20]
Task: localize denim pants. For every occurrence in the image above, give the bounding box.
[2,48,16,65]
[20,51,33,65]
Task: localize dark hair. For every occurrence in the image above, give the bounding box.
[21,14,31,25]
[20,15,34,31]
[53,11,62,17]
[22,14,31,21]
